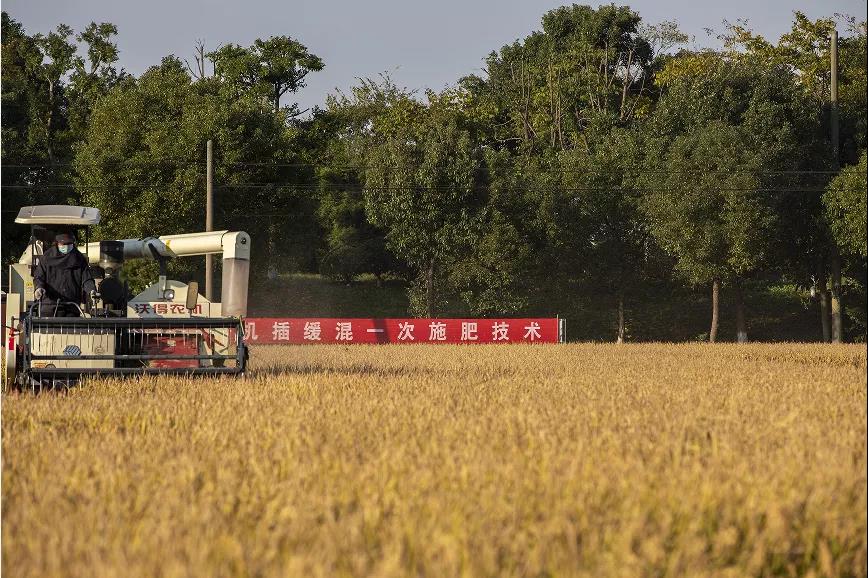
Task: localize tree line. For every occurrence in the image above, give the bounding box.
[2,6,865,341]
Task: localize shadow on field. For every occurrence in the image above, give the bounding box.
[247,363,451,379]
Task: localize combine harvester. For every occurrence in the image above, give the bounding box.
[4,205,250,390]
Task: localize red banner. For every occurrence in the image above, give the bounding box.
[243,318,563,344]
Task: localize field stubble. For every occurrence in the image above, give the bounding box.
[2,343,866,578]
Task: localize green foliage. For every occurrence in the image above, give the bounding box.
[67,22,126,141]
[326,77,538,316]
[361,90,484,315]
[824,151,868,257]
[2,6,866,341]
[642,121,774,284]
[719,12,837,102]
[643,55,828,289]
[317,186,402,283]
[837,26,868,163]
[2,12,58,262]
[558,127,654,290]
[1,13,123,264]
[448,209,532,315]
[72,55,320,280]
[480,4,684,153]
[300,104,403,283]
[719,12,867,163]
[207,36,323,114]
[74,57,210,238]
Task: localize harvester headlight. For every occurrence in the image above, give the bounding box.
[163,289,175,301]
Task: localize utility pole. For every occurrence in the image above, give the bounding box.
[830,28,839,162]
[205,139,214,301]
[829,28,844,343]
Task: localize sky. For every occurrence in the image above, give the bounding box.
[4,0,866,114]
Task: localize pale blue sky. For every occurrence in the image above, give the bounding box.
[4,0,865,114]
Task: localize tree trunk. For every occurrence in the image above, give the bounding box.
[734,281,747,343]
[425,259,435,318]
[830,253,844,343]
[616,291,625,344]
[817,276,831,343]
[709,279,720,343]
[619,49,634,121]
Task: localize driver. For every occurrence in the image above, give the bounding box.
[33,232,97,317]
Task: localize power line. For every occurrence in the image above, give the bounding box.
[2,184,861,194]
[2,161,861,175]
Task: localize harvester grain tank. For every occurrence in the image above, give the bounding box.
[4,205,251,389]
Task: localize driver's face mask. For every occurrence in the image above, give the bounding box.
[58,243,73,255]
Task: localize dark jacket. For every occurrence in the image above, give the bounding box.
[34,245,96,304]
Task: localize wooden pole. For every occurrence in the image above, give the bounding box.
[205,139,214,301]
[829,29,844,343]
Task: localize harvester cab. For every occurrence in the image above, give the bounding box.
[4,205,251,390]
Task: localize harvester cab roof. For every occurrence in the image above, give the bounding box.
[4,205,251,391]
[16,205,101,269]
[14,204,102,225]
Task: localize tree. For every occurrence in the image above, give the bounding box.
[479,4,685,154]
[558,128,653,342]
[1,13,77,264]
[325,78,509,314]
[642,122,775,342]
[719,12,866,163]
[425,86,556,317]
[67,22,126,142]
[645,48,829,342]
[29,23,77,167]
[459,5,686,325]
[2,14,128,264]
[823,152,867,340]
[312,80,411,284]
[72,56,307,285]
[207,37,323,115]
[317,187,403,284]
[717,13,867,341]
[825,151,867,258]
[356,88,484,316]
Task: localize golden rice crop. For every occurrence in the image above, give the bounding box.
[2,343,866,578]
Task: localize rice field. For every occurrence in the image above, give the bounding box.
[2,343,866,578]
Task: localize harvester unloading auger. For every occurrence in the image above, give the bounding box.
[4,205,250,390]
